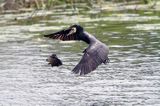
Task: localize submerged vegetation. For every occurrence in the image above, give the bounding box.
[0,0,159,12]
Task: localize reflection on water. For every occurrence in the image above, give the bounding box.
[0,8,160,106]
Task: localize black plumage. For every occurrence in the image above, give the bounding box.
[46,54,62,67]
[44,24,109,75]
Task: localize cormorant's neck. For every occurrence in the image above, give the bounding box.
[79,32,90,44]
[80,31,97,44]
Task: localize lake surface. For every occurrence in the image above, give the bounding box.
[0,6,160,106]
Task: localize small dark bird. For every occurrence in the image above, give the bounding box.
[44,24,109,75]
[46,54,62,67]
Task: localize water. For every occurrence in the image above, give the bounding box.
[0,7,160,106]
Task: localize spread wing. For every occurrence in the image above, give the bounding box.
[72,47,109,75]
[44,27,80,41]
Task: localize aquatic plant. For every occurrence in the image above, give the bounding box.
[0,0,157,11]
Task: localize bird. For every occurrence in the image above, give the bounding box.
[44,24,109,75]
[46,54,62,67]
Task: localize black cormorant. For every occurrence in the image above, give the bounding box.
[46,54,62,67]
[44,24,109,75]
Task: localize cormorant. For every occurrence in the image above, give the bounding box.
[44,24,109,75]
[46,54,62,67]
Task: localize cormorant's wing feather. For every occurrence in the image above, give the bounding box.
[44,27,79,41]
[72,49,106,75]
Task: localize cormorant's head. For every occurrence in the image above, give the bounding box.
[69,24,84,34]
[46,54,57,62]
[51,54,57,58]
